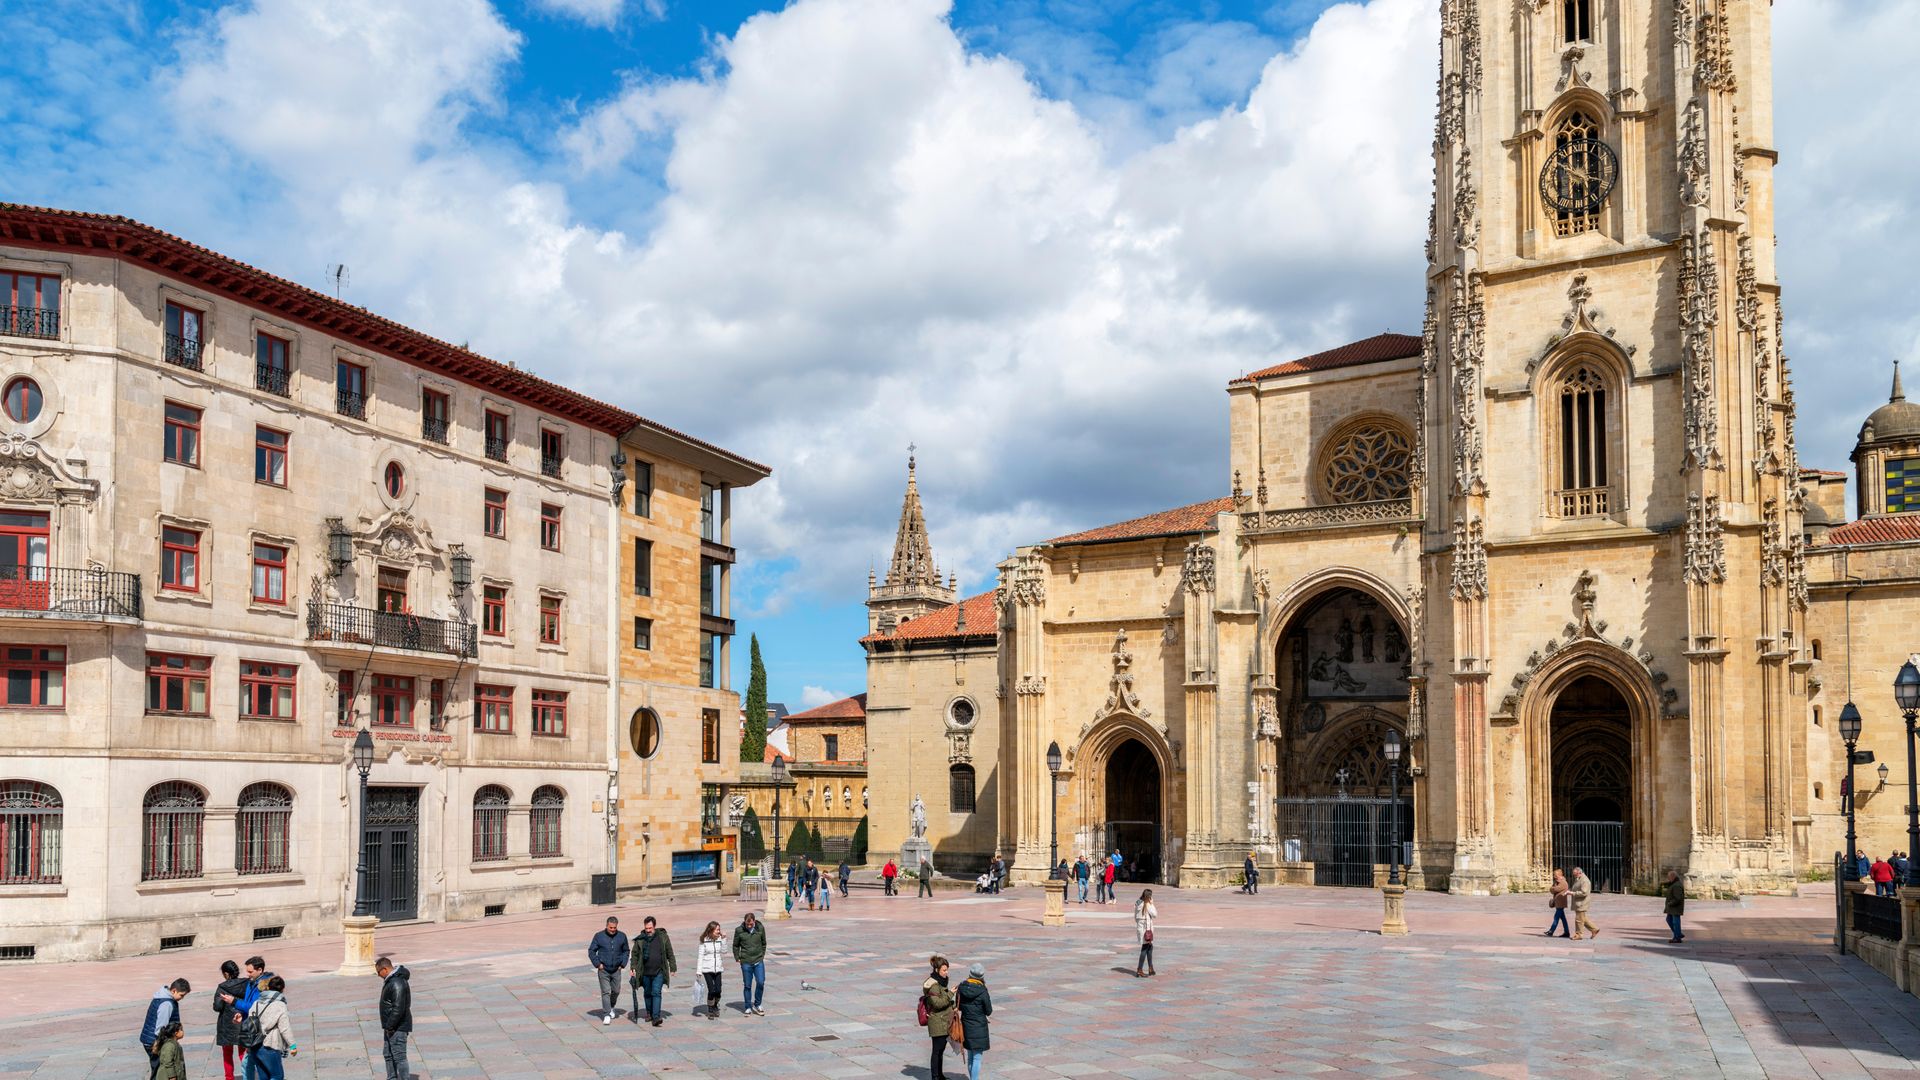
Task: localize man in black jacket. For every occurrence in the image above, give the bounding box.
[587,917,630,1025]
[633,917,677,1027]
[375,957,411,1080]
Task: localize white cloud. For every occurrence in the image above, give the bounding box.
[798,685,844,709]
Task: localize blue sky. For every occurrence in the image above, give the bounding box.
[4,0,1914,710]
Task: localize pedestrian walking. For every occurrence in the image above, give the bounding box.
[787,859,800,898]
[214,960,252,1080]
[233,956,273,1080]
[587,916,630,1025]
[820,873,833,910]
[919,855,935,897]
[838,858,852,897]
[633,916,677,1026]
[1545,868,1571,937]
[1100,856,1116,903]
[956,963,993,1080]
[1663,870,1687,943]
[882,858,899,896]
[922,955,957,1080]
[696,921,727,1019]
[1073,856,1089,903]
[1569,867,1599,940]
[1133,889,1158,977]
[805,858,820,910]
[250,977,295,1080]
[152,1022,187,1080]
[138,979,191,1080]
[732,912,767,1015]
[1242,853,1259,895]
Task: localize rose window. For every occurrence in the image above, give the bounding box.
[1321,424,1413,503]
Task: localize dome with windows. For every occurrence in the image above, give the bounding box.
[1860,363,1920,445]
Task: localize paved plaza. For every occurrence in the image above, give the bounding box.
[3,883,1916,1079]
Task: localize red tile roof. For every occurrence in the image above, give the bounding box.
[1232,332,1422,384]
[1801,468,1848,479]
[1050,496,1235,545]
[1819,516,1920,547]
[785,693,867,722]
[763,744,790,764]
[861,592,998,644]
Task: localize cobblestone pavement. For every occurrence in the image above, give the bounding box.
[3,883,1915,1079]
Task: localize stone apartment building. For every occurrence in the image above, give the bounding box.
[0,204,713,961]
[739,693,869,854]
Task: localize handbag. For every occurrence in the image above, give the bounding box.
[1143,929,1154,944]
[947,1010,964,1045]
[916,997,929,1026]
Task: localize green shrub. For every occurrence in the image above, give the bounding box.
[739,807,766,863]
[787,820,811,860]
[851,815,870,863]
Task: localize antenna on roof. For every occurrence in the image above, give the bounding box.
[326,264,350,299]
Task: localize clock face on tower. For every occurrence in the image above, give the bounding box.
[1539,137,1619,214]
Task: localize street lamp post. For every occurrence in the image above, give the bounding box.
[1043,741,1067,927]
[1895,661,1920,887]
[1839,701,1862,958]
[1383,728,1403,887]
[764,754,790,920]
[338,727,379,976]
[351,728,375,916]
[1046,741,1063,872]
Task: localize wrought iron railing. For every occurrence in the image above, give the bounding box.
[1853,891,1903,941]
[163,333,203,370]
[255,362,291,397]
[541,455,562,478]
[306,598,477,658]
[421,415,450,444]
[0,306,59,339]
[336,388,368,419]
[1557,486,1611,518]
[485,437,508,462]
[0,565,142,619]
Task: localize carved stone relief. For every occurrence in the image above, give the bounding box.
[1680,99,1710,207]
[1450,516,1487,601]
[1097,627,1150,721]
[1494,573,1681,719]
[1181,543,1215,594]
[1449,272,1487,494]
[1678,229,1723,470]
[1683,494,1727,584]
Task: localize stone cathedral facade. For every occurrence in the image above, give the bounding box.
[854,0,1907,896]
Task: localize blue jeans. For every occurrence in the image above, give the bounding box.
[967,1049,985,1080]
[1547,908,1568,935]
[739,962,765,1010]
[250,1047,285,1080]
[1076,879,1087,902]
[1666,913,1684,940]
[641,973,666,1019]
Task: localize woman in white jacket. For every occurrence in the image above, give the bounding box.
[1133,889,1157,978]
[696,921,728,1019]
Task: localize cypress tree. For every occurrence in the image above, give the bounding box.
[741,634,768,762]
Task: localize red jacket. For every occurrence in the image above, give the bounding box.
[882,861,898,878]
[1872,859,1895,883]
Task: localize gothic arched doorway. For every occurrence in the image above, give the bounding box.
[1549,674,1632,892]
[1105,738,1162,884]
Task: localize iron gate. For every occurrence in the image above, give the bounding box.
[1277,797,1412,888]
[361,787,420,921]
[1551,820,1623,893]
[1103,821,1162,883]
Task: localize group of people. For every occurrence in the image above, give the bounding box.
[1062,850,1126,903]
[879,854,937,896]
[782,857,853,911]
[588,912,772,1026]
[1854,849,1913,896]
[135,952,412,1080]
[1544,868,1688,943]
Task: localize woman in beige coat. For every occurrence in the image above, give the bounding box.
[1569,868,1599,939]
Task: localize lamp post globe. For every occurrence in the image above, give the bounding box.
[1898,661,1920,887]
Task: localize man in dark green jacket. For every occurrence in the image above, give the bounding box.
[731,913,767,1015]
[1663,870,1686,944]
[632,917,678,1026]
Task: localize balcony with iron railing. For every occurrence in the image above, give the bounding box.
[163,333,203,371]
[0,565,142,622]
[336,388,367,420]
[422,415,450,444]
[485,437,508,462]
[1556,487,1610,518]
[540,455,562,478]
[0,306,59,340]
[255,362,291,397]
[306,598,477,659]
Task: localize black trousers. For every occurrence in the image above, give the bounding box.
[1137,941,1155,973]
[931,1035,948,1079]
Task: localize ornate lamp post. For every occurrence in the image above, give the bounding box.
[338,727,379,975]
[1895,661,1920,886]
[1839,701,1862,957]
[764,754,790,920]
[1383,728,1403,887]
[1046,741,1063,871]
[1043,741,1067,927]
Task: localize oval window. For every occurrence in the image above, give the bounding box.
[3,377,43,423]
[384,461,405,499]
[630,707,661,759]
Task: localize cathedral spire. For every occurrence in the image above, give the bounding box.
[1893,360,1906,404]
[885,450,941,588]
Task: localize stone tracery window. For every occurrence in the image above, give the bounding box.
[1552,111,1602,237]
[1554,364,1612,517]
[1320,421,1413,504]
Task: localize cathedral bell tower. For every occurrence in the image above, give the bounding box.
[868,453,956,635]
[1422,0,1802,892]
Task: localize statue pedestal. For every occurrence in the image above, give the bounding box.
[1042,879,1067,926]
[1380,884,1409,936]
[338,914,380,976]
[901,838,934,878]
[764,881,790,920]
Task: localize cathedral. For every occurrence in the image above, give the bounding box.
[859,0,1911,895]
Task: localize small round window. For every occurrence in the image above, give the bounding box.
[948,698,975,728]
[630,707,662,759]
[3,377,43,423]
[384,461,406,499]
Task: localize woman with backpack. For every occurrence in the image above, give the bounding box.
[696,921,727,1019]
[249,976,296,1079]
[921,955,957,1080]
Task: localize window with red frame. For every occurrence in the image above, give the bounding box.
[702,708,720,763]
[482,585,507,636]
[483,488,506,538]
[162,302,203,369]
[146,653,211,715]
[2,271,60,338]
[255,426,288,486]
[472,785,509,862]
[3,376,43,422]
[539,503,561,551]
[235,782,292,875]
[336,671,355,726]
[539,428,563,476]
[429,678,447,730]
[538,594,561,645]
[372,674,414,727]
[474,684,512,732]
[530,785,564,857]
[161,527,201,592]
[0,645,64,708]
[239,660,296,720]
[377,567,408,614]
[163,402,200,466]
[251,543,287,605]
[484,410,509,460]
[532,689,567,736]
[254,334,290,396]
